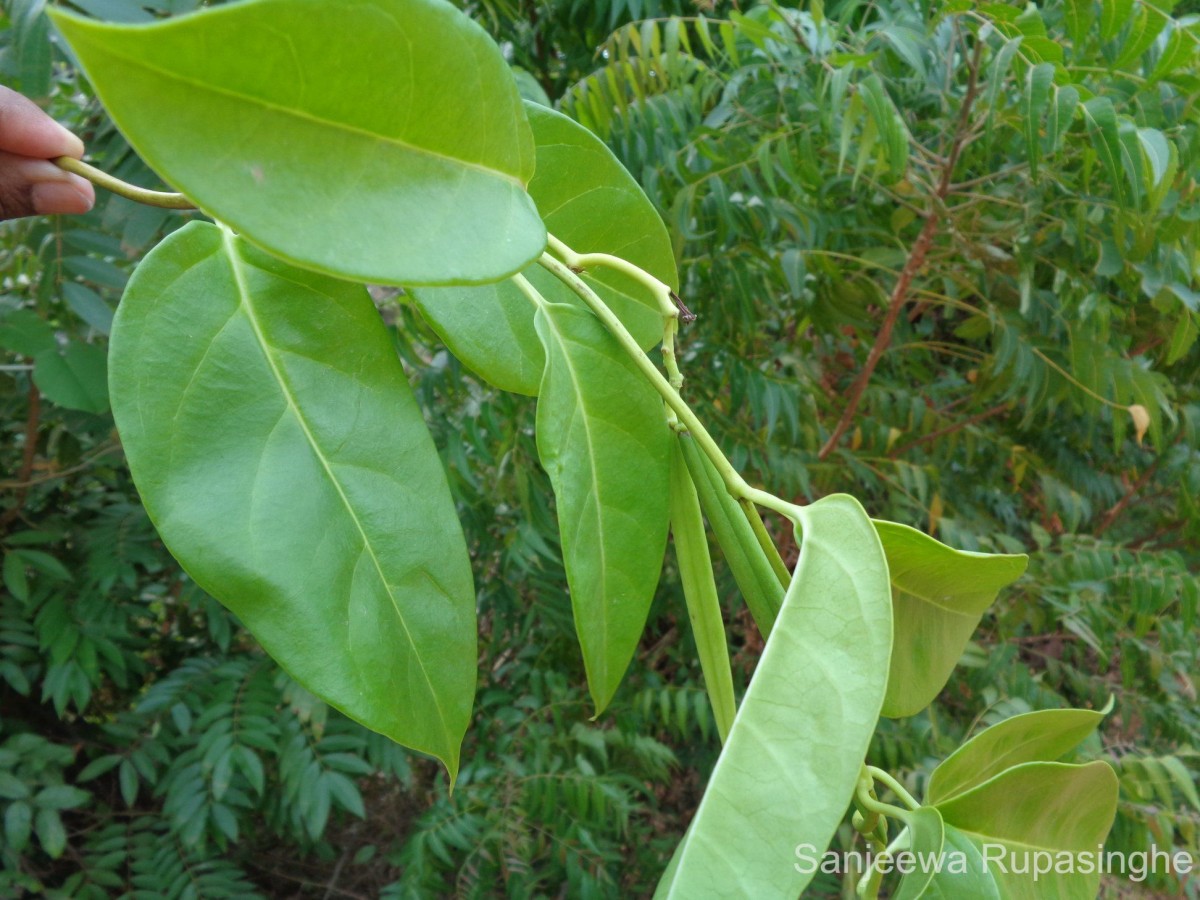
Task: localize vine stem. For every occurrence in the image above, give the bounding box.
[536,252,797,522]
[53,156,196,210]
[864,766,921,810]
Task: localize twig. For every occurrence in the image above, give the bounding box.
[818,35,986,460]
[887,402,1010,458]
[1095,461,1160,536]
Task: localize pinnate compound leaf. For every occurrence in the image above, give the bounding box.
[933,761,1119,900]
[534,302,670,713]
[873,520,1026,718]
[656,494,892,897]
[50,0,544,286]
[412,102,676,395]
[109,221,476,779]
[925,706,1107,804]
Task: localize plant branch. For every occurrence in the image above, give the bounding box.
[887,402,1010,458]
[53,156,196,210]
[1096,461,1160,536]
[818,35,985,460]
[536,252,797,522]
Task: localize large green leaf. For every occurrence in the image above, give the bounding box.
[891,807,946,900]
[109,221,476,778]
[873,520,1026,718]
[934,761,1119,900]
[655,494,892,897]
[533,301,670,712]
[50,0,544,286]
[925,706,1108,804]
[411,102,676,395]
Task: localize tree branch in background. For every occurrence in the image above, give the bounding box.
[818,36,986,460]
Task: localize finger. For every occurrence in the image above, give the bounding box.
[0,85,86,159]
[0,152,95,221]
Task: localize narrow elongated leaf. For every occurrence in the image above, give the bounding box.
[412,103,676,395]
[891,807,946,900]
[655,494,892,897]
[934,761,1119,900]
[668,438,736,742]
[873,520,1026,718]
[533,301,670,712]
[1024,63,1054,179]
[1082,97,1125,205]
[50,0,544,286]
[1046,85,1079,156]
[926,706,1107,804]
[678,435,784,636]
[109,221,476,778]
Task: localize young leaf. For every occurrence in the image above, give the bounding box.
[890,807,946,900]
[412,102,676,395]
[50,0,544,286]
[677,434,785,636]
[109,221,477,780]
[533,301,670,713]
[872,520,1026,718]
[668,437,736,742]
[934,761,1119,900]
[920,824,1002,899]
[926,706,1109,804]
[655,494,892,897]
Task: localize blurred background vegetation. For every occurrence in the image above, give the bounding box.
[1,0,1198,896]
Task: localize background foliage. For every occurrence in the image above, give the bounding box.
[1,0,1197,896]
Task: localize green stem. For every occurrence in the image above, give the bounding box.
[537,252,797,522]
[865,766,921,811]
[53,157,195,210]
[739,498,791,588]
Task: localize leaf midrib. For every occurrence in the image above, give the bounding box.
[81,32,526,188]
[221,230,451,751]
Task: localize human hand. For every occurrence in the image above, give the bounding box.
[0,85,95,221]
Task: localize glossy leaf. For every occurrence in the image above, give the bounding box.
[109,221,476,778]
[533,301,670,712]
[668,437,736,742]
[50,0,544,286]
[412,102,676,394]
[873,520,1026,718]
[934,761,1119,900]
[926,706,1107,804]
[891,807,946,900]
[678,434,784,637]
[655,494,892,897]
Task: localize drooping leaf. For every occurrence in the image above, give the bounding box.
[678,434,785,637]
[109,221,476,778]
[891,806,946,900]
[668,437,736,742]
[50,0,544,286]
[926,706,1108,804]
[533,301,670,712]
[412,102,676,395]
[934,761,1119,900]
[655,494,892,897]
[873,520,1026,718]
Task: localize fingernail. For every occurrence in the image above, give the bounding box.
[32,180,95,216]
[55,122,85,158]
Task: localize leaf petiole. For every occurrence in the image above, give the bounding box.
[53,156,196,209]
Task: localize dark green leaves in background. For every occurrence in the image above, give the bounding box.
[50,0,545,286]
[108,221,477,778]
[533,301,670,713]
[411,101,677,395]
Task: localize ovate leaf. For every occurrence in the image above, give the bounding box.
[891,807,946,900]
[655,494,892,897]
[534,301,670,712]
[921,824,1002,899]
[873,520,1026,718]
[934,761,1119,900]
[33,342,109,414]
[412,102,676,395]
[926,706,1108,804]
[50,0,544,286]
[109,221,476,778]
